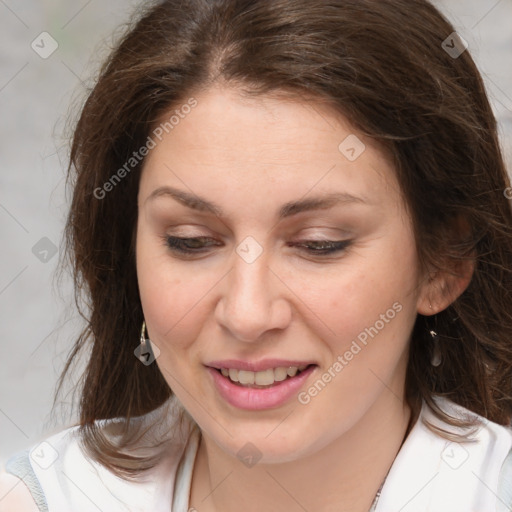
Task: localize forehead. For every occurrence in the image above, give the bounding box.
[139,86,400,213]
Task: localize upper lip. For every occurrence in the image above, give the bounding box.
[206,359,317,372]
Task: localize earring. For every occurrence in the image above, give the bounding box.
[136,319,158,365]
[140,320,148,346]
[429,311,442,367]
[139,319,154,355]
[430,330,441,367]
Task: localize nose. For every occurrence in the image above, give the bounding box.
[215,245,292,343]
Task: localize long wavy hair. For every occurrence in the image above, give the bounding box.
[56,0,512,477]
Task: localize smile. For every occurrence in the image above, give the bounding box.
[218,365,310,388]
[206,364,317,410]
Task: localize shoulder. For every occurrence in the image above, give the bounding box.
[0,472,39,512]
[429,396,512,439]
[426,397,512,506]
[0,428,74,512]
[1,399,198,511]
[376,398,512,510]
[423,396,512,458]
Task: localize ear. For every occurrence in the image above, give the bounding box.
[416,215,476,316]
[416,264,473,315]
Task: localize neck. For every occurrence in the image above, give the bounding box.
[189,392,413,512]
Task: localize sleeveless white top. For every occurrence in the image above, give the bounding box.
[4,395,512,512]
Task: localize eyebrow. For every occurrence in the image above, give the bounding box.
[145,186,368,219]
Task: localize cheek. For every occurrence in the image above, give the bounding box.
[298,229,419,358]
[136,231,184,345]
[136,235,215,357]
[293,258,417,433]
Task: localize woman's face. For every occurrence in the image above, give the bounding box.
[136,86,427,462]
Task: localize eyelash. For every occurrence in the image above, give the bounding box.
[162,236,352,257]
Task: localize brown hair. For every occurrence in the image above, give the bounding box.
[57,0,512,477]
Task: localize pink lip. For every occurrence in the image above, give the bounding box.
[206,364,317,410]
[206,359,316,372]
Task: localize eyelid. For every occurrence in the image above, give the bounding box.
[161,234,353,258]
[163,235,219,250]
[290,239,352,255]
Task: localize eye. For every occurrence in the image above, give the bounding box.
[163,236,221,254]
[289,239,352,255]
[162,235,352,258]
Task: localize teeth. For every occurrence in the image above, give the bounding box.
[255,368,275,386]
[238,370,255,385]
[219,365,310,386]
[273,367,288,382]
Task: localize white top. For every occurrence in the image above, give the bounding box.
[4,395,512,512]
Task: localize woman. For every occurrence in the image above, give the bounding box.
[1,0,512,510]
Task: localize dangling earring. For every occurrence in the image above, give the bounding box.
[430,329,441,367]
[136,319,157,364]
[137,319,161,364]
[140,320,148,346]
[429,305,442,367]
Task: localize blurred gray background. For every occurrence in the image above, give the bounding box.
[0,0,511,465]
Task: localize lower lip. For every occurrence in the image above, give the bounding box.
[206,365,316,410]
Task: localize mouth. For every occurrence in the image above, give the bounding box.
[212,364,316,389]
[206,362,318,410]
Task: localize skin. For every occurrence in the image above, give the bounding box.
[0,474,39,512]
[135,85,472,512]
